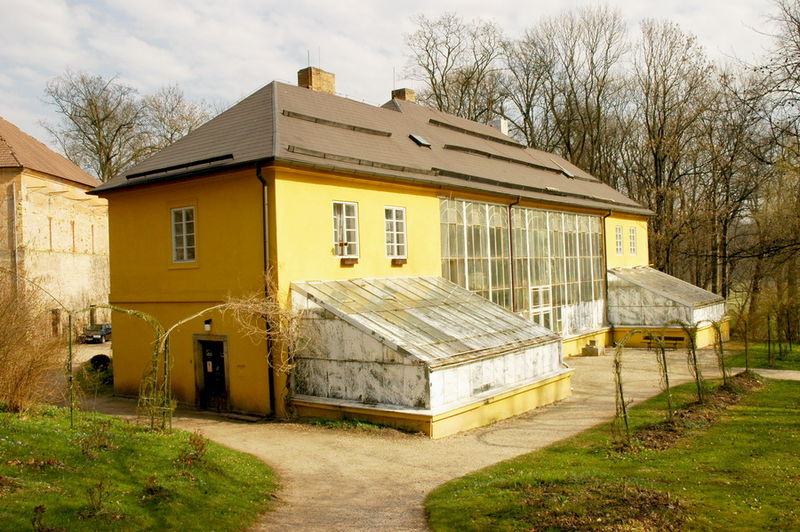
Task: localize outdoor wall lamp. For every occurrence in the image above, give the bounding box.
[204,319,212,332]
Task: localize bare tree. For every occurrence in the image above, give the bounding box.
[43,71,212,182]
[43,71,150,182]
[143,85,212,150]
[625,20,713,272]
[405,13,506,123]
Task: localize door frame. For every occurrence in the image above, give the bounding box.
[192,334,230,409]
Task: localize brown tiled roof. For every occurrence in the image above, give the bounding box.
[0,117,100,187]
[93,82,649,215]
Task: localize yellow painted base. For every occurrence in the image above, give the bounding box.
[293,370,573,439]
[562,328,613,357]
[613,319,731,350]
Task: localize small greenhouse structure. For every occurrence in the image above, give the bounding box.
[607,266,728,347]
[290,276,571,437]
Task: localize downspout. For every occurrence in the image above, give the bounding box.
[256,165,276,416]
[602,209,614,345]
[507,196,522,312]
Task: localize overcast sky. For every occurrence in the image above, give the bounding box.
[0,0,780,152]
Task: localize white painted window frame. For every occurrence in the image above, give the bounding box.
[384,206,407,259]
[615,225,624,256]
[171,206,196,262]
[629,226,637,255]
[333,201,359,258]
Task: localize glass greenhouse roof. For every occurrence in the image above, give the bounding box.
[291,276,560,368]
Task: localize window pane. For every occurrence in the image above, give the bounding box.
[172,207,196,262]
[333,202,359,257]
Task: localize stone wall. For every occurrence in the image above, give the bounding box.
[5,169,109,325]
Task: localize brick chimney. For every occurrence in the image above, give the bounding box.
[391,88,417,103]
[297,67,336,95]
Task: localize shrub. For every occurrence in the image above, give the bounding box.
[0,278,63,412]
[77,420,117,458]
[177,430,207,466]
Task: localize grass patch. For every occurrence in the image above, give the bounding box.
[0,407,277,531]
[726,342,800,370]
[426,374,800,531]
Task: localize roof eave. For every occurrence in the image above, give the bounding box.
[89,157,276,196]
[89,152,652,217]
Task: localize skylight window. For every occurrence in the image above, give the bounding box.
[409,134,431,148]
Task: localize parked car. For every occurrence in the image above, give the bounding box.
[81,323,112,343]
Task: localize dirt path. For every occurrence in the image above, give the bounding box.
[88,350,732,531]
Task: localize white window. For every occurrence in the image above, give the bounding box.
[629,227,637,255]
[529,285,552,330]
[615,225,623,255]
[333,201,359,257]
[384,207,407,258]
[172,206,196,262]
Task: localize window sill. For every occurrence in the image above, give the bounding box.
[339,257,358,267]
[168,261,200,270]
[390,258,407,267]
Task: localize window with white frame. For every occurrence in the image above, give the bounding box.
[615,225,624,255]
[629,226,637,255]
[384,206,407,258]
[172,206,196,262]
[333,201,359,257]
[528,285,552,330]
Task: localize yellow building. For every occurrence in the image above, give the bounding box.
[0,117,108,328]
[92,68,726,437]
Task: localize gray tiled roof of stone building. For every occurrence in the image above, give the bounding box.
[92,81,650,215]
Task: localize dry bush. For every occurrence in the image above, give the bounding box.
[0,277,63,412]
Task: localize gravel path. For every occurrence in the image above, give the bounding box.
[88,349,746,531]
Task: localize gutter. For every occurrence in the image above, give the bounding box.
[89,156,653,217]
[255,165,276,417]
[88,157,276,196]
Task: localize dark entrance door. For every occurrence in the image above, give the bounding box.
[199,340,227,411]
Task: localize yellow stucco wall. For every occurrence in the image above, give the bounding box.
[269,166,443,298]
[562,328,613,357]
[111,302,270,414]
[613,319,730,350]
[605,214,649,268]
[105,168,270,414]
[106,169,265,303]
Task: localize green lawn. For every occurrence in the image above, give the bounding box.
[726,342,800,370]
[426,376,800,531]
[0,407,277,531]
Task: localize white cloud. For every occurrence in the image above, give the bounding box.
[0,0,778,153]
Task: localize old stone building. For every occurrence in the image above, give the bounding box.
[0,117,109,328]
